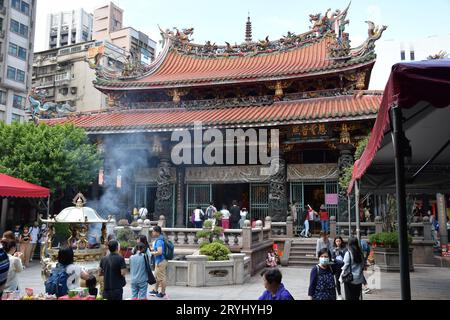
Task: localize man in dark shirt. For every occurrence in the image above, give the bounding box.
[99,240,127,300]
[230,200,241,229]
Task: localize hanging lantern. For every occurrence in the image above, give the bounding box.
[98,168,104,186]
[116,169,122,189]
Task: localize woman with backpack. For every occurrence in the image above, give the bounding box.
[332,237,347,300]
[308,248,344,300]
[340,237,366,300]
[45,247,90,297]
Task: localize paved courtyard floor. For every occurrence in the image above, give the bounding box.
[16,261,450,300]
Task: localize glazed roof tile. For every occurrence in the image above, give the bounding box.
[44,94,382,133]
[95,37,376,89]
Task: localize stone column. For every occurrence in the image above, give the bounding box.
[155,154,173,224]
[437,193,448,247]
[229,253,246,284]
[375,216,383,234]
[242,220,252,250]
[176,167,185,227]
[187,255,208,287]
[269,157,287,222]
[422,216,432,241]
[286,216,294,238]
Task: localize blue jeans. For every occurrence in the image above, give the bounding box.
[321,220,329,233]
[131,282,148,300]
[195,221,203,228]
[301,220,309,237]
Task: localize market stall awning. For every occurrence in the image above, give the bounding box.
[348,59,450,194]
[0,173,50,198]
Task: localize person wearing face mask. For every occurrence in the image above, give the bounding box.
[308,248,344,300]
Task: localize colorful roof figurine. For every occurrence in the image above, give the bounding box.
[90,4,387,91]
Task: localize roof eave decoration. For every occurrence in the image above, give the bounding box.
[91,3,387,86]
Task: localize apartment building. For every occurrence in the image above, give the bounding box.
[0,0,36,123]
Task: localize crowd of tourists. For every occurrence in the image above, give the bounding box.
[259,234,373,301]
[190,201,249,229]
[0,225,172,300]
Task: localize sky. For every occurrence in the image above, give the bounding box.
[34,0,450,53]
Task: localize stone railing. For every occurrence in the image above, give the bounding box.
[270,216,294,238]
[113,215,275,275]
[330,216,433,241]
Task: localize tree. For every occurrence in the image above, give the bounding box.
[339,135,371,191]
[0,122,101,210]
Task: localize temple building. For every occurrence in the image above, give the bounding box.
[45,5,386,228]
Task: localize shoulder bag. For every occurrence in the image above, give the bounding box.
[341,252,353,283]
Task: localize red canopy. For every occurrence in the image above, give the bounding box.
[348,59,450,194]
[0,174,50,198]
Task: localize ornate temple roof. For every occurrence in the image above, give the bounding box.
[91,5,387,91]
[45,92,382,133]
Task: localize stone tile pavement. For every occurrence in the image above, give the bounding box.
[14,261,450,300]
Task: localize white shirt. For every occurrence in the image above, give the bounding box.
[240,211,248,219]
[193,209,204,222]
[309,210,316,221]
[5,254,23,291]
[66,264,85,290]
[139,207,148,219]
[221,209,231,219]
[30,227,40,244]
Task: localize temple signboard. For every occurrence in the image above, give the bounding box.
[289,124,331,140]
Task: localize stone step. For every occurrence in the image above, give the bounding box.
[289,252,317,258]
[288,256,318,263]
[287,262,317,268]
[290,246,316,251]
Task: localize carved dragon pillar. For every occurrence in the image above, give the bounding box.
[268,156,288,222]
[155,153,174,224]
[336,123,355,193]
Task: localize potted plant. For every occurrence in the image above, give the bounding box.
[369,232,414,272]
[116,228,136,258]
[197,220,224,243]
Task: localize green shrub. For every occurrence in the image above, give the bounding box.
[369,232,413,248]
[116,228,136,245]
[200,239,224,249]
[199,241,231,261]
[203,220,213,229]
[213,212,222,221]
[196,226,224,243]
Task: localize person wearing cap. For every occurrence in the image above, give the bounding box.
[319,205,330,234]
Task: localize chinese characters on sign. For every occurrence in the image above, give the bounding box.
[291,124,329,139]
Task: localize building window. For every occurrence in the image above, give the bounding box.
[410,50,415,61]
[10,19,28,38]
[8,42,27,60]
[400,50,406,61]
[7,66,25,83]
[0,90,6,105]
[7,66,16,80]
[20,1,29,15]
[8,43,18,56]
[11,0,20,10]
[13,94,25,109]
